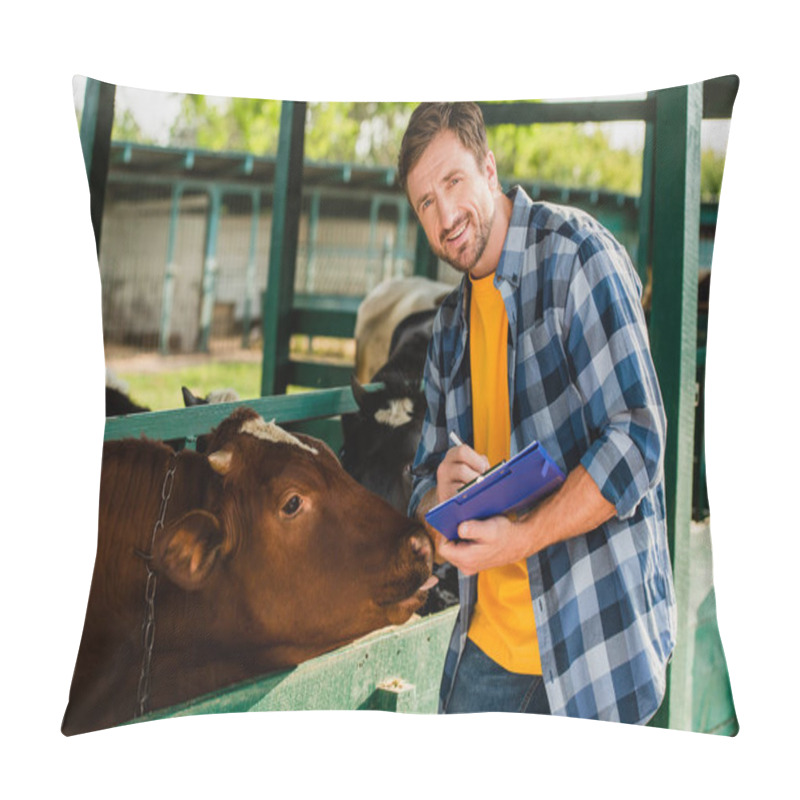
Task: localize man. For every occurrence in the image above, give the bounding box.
[399,102,676,723]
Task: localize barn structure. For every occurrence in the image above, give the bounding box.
[81,77,738,734]
[92,138,717,361]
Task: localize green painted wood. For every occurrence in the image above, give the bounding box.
[291,293,360,338]
[367,195,382,286]
[134,607,457,723]
[287,361,356,390]
[159,183,183,354]
[286,417,345,454]
[103,383,387,444]
[478,76,737,127]
[636,102,655,285]
[396,201,410,272]
[687,518,739,735]
[241,190,261,348]
[479,99,655,126]
[413,224,439,278]
[648,82,703,731]
[702,75,739,119]
[693,357,710,521]
[261,101,307,396]
[80,78,115,255]
[305,190,321,291]
[372,679,417,713]
[198,186,222,353]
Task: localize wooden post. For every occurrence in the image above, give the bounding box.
[242,189,262,348]
[159,182,183,354]
[413,225,438,279]
[305,190,321,292]
[396,200,410,276]
[372,678,417,712]
[367,195,381,288]
[636,99,655,287]
[261,101,306,396]
[198,186,222,352]
[647,81,702,731]
[80,78,115,256]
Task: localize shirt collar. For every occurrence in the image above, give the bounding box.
[454,185,532,322]
[495,185,533,289]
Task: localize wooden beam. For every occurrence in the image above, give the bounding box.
[197,186,222,352]
[135,607,457,720]
[479,99,654,126]
[103,383,388,444]
[413,224,439,279]
[79,78,115,256]
[702,75,739,119]
[647,81,703,731]
[158,183,183,354]
[261,101,307,395]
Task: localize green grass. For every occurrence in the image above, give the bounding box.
[113,335,355,412]
[118,362,263,412]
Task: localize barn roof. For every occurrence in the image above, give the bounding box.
[109,142,399,194]
[106,140,655,220]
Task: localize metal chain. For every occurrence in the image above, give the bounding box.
[136,455,176,718]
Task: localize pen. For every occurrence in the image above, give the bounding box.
[449,431,464,447]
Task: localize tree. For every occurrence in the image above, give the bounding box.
[700,149,726,202]
[113,108,152,144]
[147,97,724,199]
[489,121,643,195]
[170,95,282,154]
[304,102,416,166]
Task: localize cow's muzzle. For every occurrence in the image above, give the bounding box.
[377,524,436,612]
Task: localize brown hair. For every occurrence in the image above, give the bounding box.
[397,102,488,194]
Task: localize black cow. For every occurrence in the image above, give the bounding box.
[341,309,435,512]
[105,368,149,416]
[106,386,149,417]
[106,379,241,418]
[341,308,458,614]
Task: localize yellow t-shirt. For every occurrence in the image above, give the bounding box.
[466,272,542,675]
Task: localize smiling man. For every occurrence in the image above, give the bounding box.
[399,102,676,722]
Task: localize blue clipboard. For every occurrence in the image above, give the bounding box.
[424,440,565,541]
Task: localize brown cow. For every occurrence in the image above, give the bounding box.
[62,407,436,736]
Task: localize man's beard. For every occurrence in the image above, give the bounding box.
[436,208,495,275]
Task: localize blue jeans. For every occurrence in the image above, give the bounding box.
[443,638,551,714]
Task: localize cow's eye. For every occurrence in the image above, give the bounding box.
[281,494,303,517]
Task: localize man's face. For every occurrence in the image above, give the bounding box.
[406,130,500,279]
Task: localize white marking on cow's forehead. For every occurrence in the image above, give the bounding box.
[374,397,414,428]
[240,417,319,455]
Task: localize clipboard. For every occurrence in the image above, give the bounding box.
[424,440,565,540]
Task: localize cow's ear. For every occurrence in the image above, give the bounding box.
[182,386,203,407]
[351,374,368,410]
[153,510,224,591]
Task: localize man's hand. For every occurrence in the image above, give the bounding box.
[435,443,490,504]
[435,465,617,576]
[438,514,529,575]
[415,442,490,564]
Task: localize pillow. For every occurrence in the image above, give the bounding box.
[64,75,738,736]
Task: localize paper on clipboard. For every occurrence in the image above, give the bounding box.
[424,440,565,540]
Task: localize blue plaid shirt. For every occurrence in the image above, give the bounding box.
[410,187,676,723]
